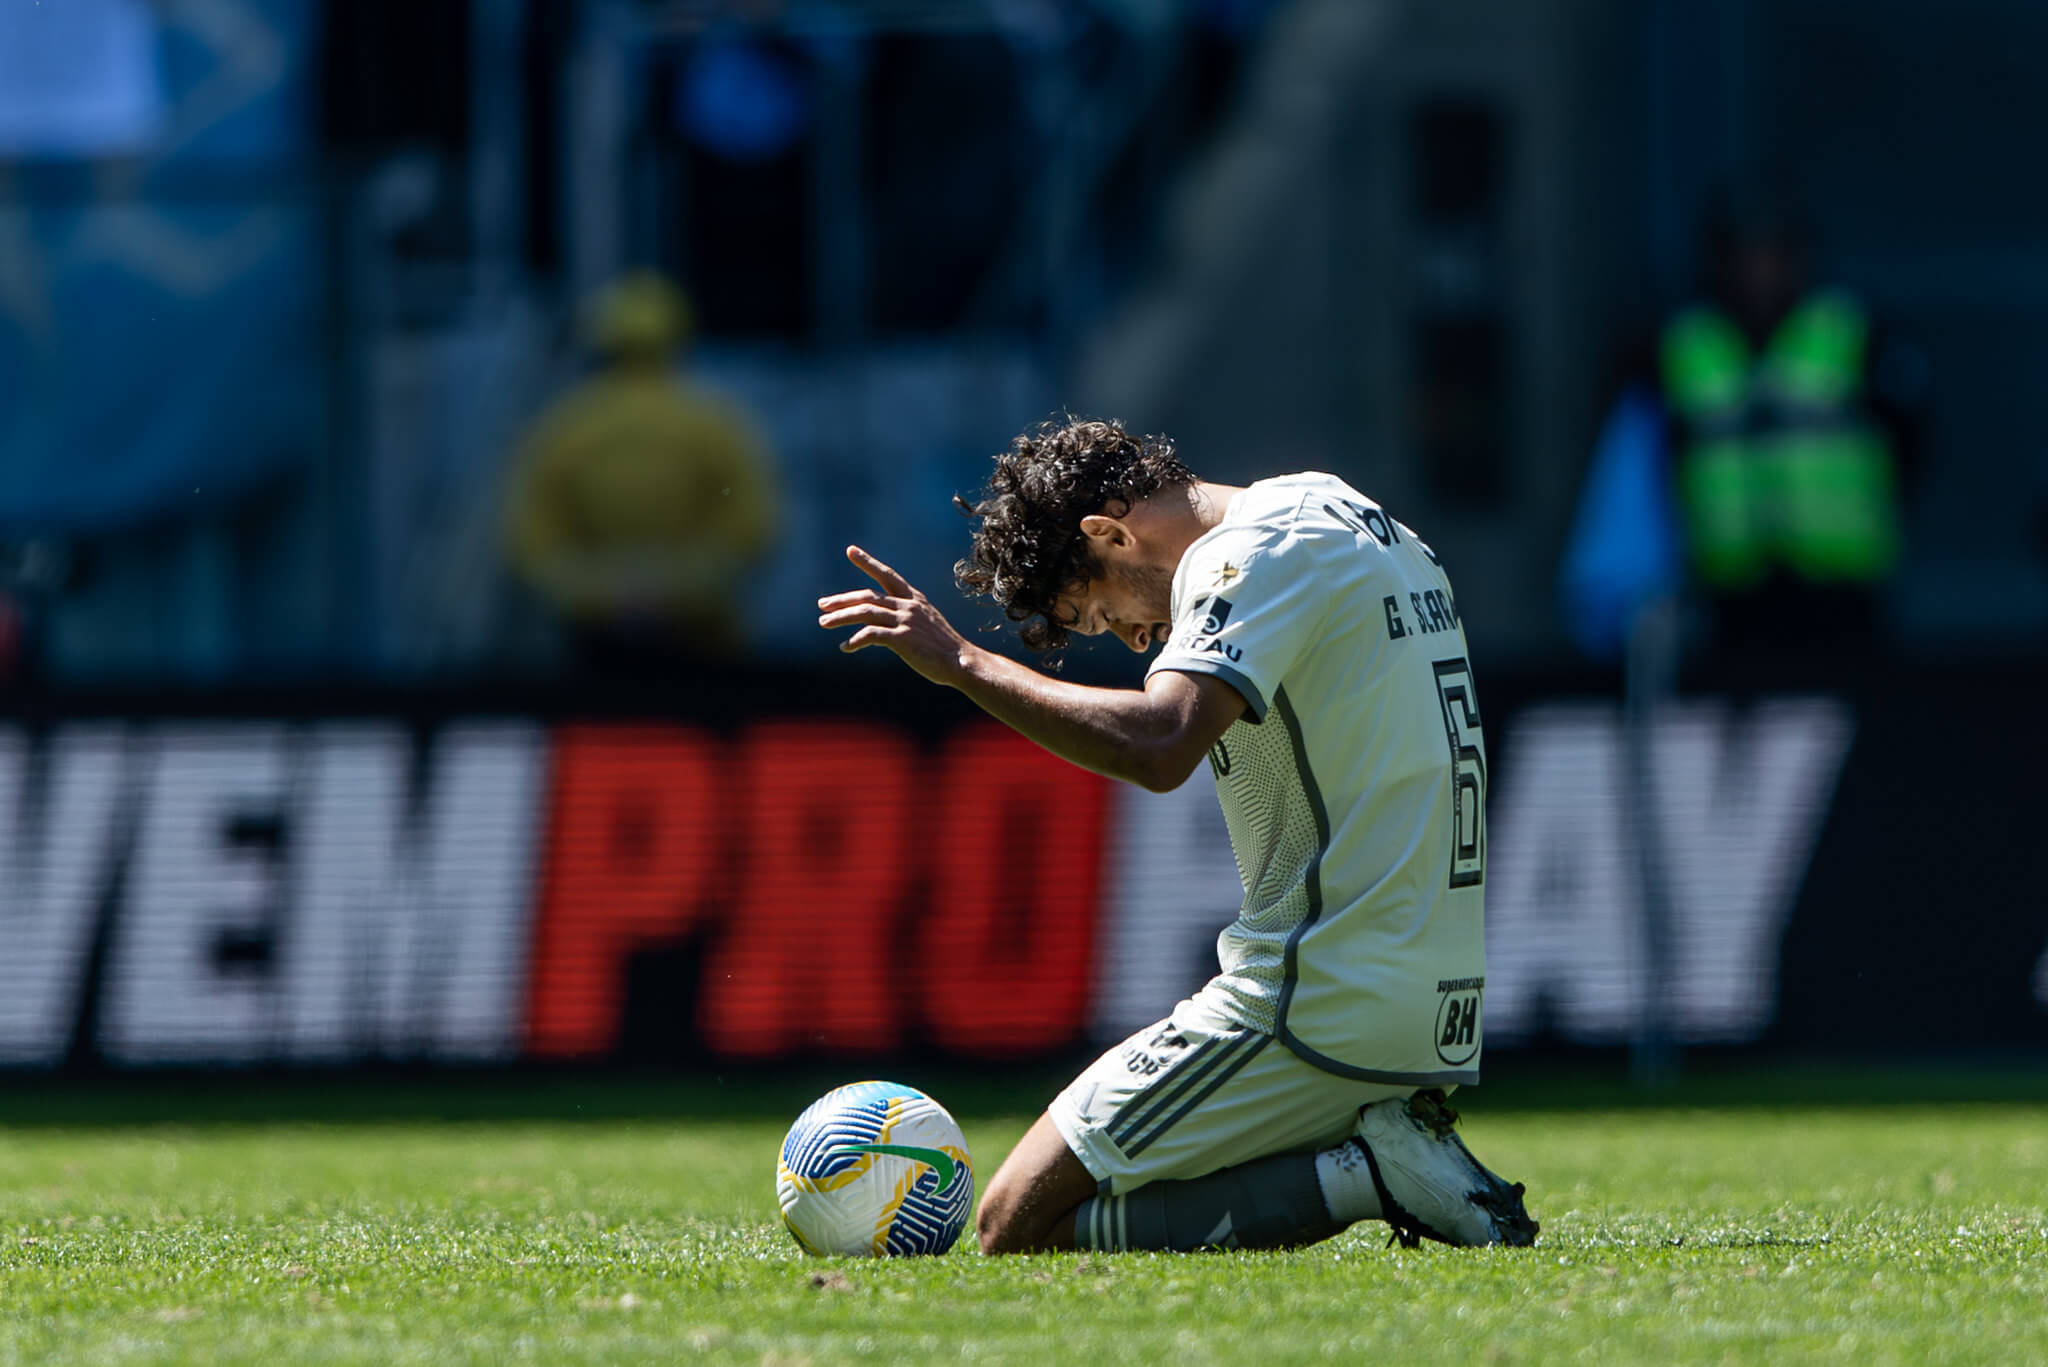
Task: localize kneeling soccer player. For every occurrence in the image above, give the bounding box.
[816,417,1538,1253]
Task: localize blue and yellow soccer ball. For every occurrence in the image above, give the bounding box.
[776,1081,975,1257]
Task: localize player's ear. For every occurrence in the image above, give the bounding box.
[1078,513,1134,549]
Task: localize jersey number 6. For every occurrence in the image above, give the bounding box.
[1432,657,1486,888]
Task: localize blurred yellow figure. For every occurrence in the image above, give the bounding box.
[505,274,777,672]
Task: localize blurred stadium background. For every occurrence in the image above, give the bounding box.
[2,0,2046,1087]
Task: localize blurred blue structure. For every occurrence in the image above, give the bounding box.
[0,0,328,681]
[1557,386,1682,663]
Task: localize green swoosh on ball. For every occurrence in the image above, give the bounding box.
[829,1143,959,1194]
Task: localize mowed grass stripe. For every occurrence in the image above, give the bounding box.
[0,1090,2043,1365]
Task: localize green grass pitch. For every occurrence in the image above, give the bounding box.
[2,1070,2045,1365]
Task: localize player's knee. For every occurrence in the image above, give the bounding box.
[974,1175,1031,1255]
[974,1197,1016,1256]
[975,1112,1093,1254]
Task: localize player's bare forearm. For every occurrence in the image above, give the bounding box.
[817,545,1237,791]
[950,646,1216,792]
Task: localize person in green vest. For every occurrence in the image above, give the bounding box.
[1565,190,1928,661]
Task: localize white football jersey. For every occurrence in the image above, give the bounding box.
[1147,473,1488,1084]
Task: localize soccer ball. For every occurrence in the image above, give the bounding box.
[776,1081,975,1257]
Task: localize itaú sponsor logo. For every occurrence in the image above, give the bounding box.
[0,719,1113,1068]
[1481,699,1857,1046]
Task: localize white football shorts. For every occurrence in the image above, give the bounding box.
[1049,991,1419,1196]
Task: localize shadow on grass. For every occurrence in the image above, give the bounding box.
[1,1055,2046,1129]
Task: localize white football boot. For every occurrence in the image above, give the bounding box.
[1349,1089,1539,1248]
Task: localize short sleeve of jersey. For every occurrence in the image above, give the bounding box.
[1147,527,1326,722]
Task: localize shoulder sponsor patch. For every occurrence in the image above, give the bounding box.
[1171,595,1240,660]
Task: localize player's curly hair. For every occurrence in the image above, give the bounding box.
[953,417,1196,653]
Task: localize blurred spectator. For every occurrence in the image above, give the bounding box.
[675,30,811,165]
[666,29,818,337]
[1563,189,1928,663]
[2035,458,2048,646]
[2036,454,2048,559]
[503,274,778,677]
[0,539,78,688]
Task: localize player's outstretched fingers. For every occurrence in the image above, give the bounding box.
[846,545,913,598]
[816,588,890,613]
[817,600,901,632]
[840,626,891,653]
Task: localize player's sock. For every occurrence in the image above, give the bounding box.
[1312,1137,1387,1225]
[1072,1153,1343,1252]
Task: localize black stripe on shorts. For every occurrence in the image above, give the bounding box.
[1124,1033,1272,1158]
[1102,1034,1227,1143]
[1107,1031,1259,1153]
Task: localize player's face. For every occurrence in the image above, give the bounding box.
[1053,560,1175,654]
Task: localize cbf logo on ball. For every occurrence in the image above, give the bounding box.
[1435,977,1483,1067]
[776,1082,975,1257]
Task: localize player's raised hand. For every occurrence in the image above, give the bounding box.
[817,546,975,687]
